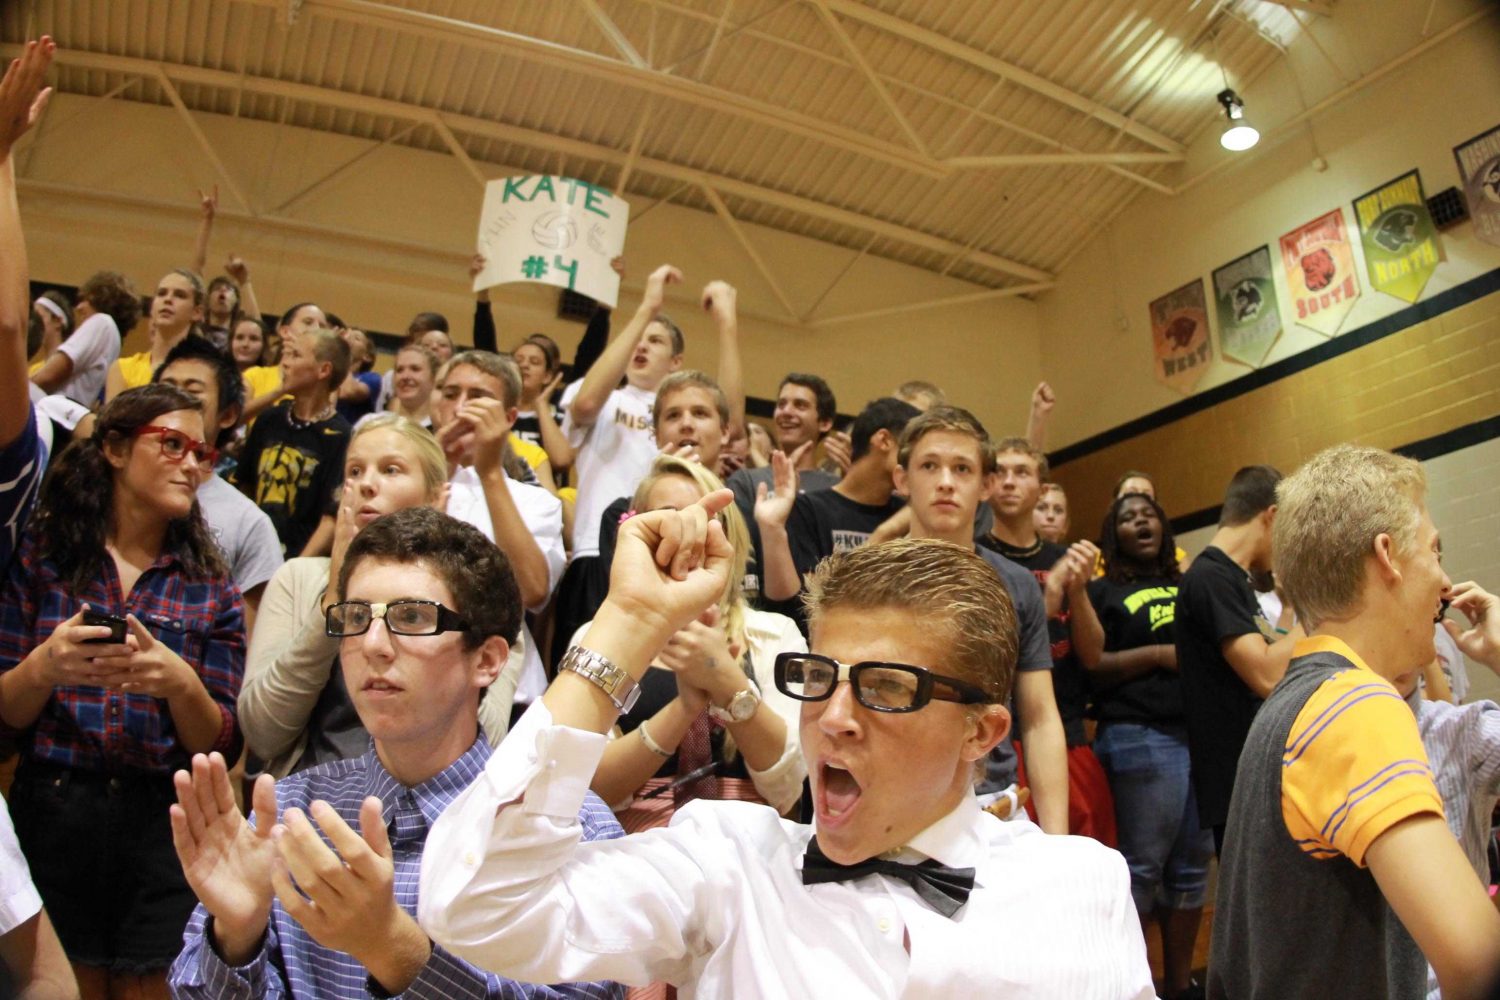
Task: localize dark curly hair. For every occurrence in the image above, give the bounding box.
[1099,492,1180,585]
[32,384,227,592]
[78,270,142,337]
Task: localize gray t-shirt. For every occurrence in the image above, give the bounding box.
[198,473,285,596]
[974,544,1053,794]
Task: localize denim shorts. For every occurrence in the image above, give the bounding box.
[1093,722,1213,912]
[9,760,196,973]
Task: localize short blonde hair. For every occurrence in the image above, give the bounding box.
[803,537,1017,704]
[631,455,750,641]
[1273,444,1427,629]
[349,414,448,501]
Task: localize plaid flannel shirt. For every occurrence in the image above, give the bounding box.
[0,533,245,772]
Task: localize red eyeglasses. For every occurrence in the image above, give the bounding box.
[135,425,219,467]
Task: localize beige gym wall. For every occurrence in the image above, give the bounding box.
[16,91,1042,435]
[1037,9,1500,453]
[1037,9,1500,544]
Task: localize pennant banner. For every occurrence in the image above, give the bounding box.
[473,175,630,307]
[1149,278,1212,394]
[1211,246,1282,368]
[1278,208,1360,336]
[1454,125,1500,249]
[1353,170,1441,304]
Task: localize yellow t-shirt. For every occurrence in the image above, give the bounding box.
[243,365,282,401]
[509,434,549,473]
[116,351,155,391]
[1280,635,1444,866]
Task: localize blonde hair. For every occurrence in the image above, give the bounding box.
[803,537,1017,703]
[631,455,749,643]
[1273,444,1427,629]
[349,414,448,501]
[396,343,440,375]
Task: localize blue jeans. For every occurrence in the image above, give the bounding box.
[1093,722,1213,913]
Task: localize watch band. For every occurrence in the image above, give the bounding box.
[557,645,641,713]
[708,677,762,724]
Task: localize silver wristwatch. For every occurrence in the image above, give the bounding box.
[557,646,641,713]
[708,678,762,724]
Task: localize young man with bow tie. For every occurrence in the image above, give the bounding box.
[419,491,1152,998]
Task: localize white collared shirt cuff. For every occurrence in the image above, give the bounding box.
[485,700,608,819]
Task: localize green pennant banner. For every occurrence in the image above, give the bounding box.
[1212,246,1282,368]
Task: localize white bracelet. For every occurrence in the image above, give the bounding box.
[638,722,673,758]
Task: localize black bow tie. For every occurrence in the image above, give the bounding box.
[801,837,975,918]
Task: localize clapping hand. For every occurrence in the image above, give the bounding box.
[754,442,809,529]
[170,753,279,966]
[271,798,430,992]
[657,607,742,706]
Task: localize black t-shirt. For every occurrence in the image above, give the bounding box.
[785,487,903,574]
[596,495,762,615]
[234,401,351,557]
[1086,574,1183,727]
[977,534,1090,746]
[511,405,563,449]
[728,465,840,612]
[1176,544,1275,830]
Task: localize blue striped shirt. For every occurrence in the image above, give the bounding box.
[169,736,625,999]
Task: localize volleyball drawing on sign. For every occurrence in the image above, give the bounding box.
[473,175,631,307]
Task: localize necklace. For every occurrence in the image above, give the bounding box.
[989,531,1044,559]
[286,399,336,428]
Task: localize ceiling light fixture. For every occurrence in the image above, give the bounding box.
[1217,88,1260,151]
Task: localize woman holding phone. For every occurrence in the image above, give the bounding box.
[0,383,245,999]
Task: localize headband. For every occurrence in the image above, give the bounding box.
[33,296,67,323]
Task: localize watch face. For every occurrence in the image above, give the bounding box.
[729,689,759,722]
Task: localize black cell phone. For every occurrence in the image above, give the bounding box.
[82,609,128,644]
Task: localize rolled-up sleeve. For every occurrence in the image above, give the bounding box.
[743,612,808,814]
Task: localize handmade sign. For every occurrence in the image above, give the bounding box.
[1149,278,1212,394]
[473,175,629,306]
[1454,125,1500,249]
[1278,208,1360,336]
[1353,170,1441,304]
[1212,246,1282,369]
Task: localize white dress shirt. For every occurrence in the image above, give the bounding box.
[446,466,566,703]
[0,795,41,936]
[419,703,1154,999]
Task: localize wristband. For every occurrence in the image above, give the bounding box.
[638,722,673,758]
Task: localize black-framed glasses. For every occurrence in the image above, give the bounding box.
[774,652,994,713]
[325,600,470,638]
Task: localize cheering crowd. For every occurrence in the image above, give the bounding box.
[3,37,1500,1000]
